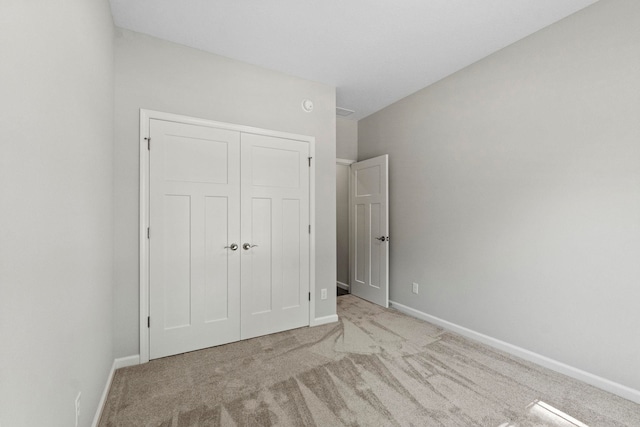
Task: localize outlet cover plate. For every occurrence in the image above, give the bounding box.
[412,282,419,294]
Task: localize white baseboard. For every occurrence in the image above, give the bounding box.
[389,300,640,404]
[310,314,339,326]
[114,354,140,369]
[92,355,140,427]
[337,281,349,291]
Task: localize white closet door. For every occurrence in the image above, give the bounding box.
[240,133,310,339]
[149,119,241,359]
[350,155,389,308]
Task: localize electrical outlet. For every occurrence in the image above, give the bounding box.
[321,288,327,300]
[75,392,81,427]
[412,282,419,294]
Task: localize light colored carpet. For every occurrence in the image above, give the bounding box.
[100,295,640,426]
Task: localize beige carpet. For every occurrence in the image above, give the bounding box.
[100,295,640,426]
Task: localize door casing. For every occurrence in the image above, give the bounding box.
[139,109,316,364]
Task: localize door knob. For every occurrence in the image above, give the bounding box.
[224,243,238,251]
[242,243,258,250]
[375,236,387,242]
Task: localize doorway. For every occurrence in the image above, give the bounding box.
[336,155,390,307]
[336,158,354,296]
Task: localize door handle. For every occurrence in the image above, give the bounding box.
[375,236,388,242]
[224,243,239,251]
[242,243,258,250]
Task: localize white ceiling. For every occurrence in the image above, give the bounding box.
[109,0,599,120]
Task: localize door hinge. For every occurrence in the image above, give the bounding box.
[308,292,311,301]
[308,224,311,234]
[308,157,312,167]
[147,316,150,328]
[147,227,150,239]
[145,137,150,150]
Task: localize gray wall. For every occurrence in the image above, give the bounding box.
[359,0,640,392]
[336,117,358,160]
[114,29,337,358]
[0,1,115,426]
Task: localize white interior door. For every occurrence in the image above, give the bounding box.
[350,155,389,307]
[240,133,310,339]
[149,119,241,359]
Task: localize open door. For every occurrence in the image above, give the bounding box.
[349,155,389,307]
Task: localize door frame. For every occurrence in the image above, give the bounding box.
[139,109,316,364]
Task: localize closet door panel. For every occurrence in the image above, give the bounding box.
[149,119,241,360]
[240,133,310,339]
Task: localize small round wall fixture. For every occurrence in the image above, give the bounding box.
[301,99,314,113]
